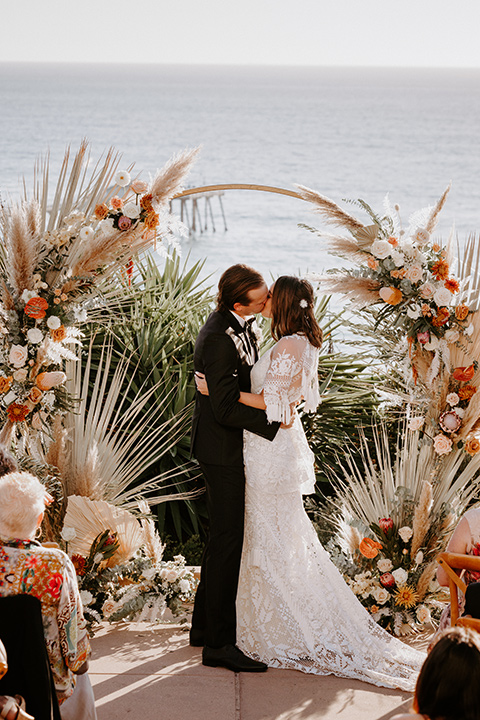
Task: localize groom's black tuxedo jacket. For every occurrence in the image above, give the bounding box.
[191,309,279,466]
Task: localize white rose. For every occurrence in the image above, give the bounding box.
[80,590,94,606]
[13,368,28,382]
[46,316,61,330]
[425,336,440,351]
[455,406,466,418]
[414,228,430,246]
[9,344,28,368]
[433,287,452,307]
[179,579,191,594]
[80,226,95,240]
[419,282,435,299]
[406,264,423,283]
[102,599,117,618]
[97,218,115,235]
[27,328,43,344]
[123,202,141,219]
[377,558,393,573]
[392,568,409,585]
[406,304,421,319]
[165,569,179,583]
[114,170,131,187]
[444,329,459,343]
[371,240,391,259]
[446,392,460,406]
[372,587,390,605]
[390,249,405,267]
[408,417,424,431]
[398,527,413,543]
[416,605,431,624]
[20,289,37,304]
[415,551,424,566]
[60,526,77,541]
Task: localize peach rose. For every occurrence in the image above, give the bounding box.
[367,257,379,270]
[433,433,453,455]
[406,265,423,283]
[9,344,28,368]
[50,325,67,342]
[465,437,480,456]
[94,203,109,220]
[28,387,43,404]
[130,180,149,194]
[0,376,13,393]
[110,196,124,210]
[455,304,470,321]
[379,287,403,306]
[419,282,434,299]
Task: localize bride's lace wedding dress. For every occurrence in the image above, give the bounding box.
[236,334,425,691]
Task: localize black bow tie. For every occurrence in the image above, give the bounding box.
[244,317,256,330]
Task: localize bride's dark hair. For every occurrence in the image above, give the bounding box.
[270,276,322,348]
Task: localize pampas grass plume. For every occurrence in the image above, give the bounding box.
[296,185,365,233]
[151,147,200,206]
[137,499,164,564]
[411,480,433,558]
[416,561,437,601]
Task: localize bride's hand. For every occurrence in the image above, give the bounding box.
[195,372,209,395]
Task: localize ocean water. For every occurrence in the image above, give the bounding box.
[1,63,480,289]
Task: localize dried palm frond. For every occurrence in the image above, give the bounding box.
[457,234,480,309]
[411,480,433,558]
[296,185,365,233]
[63,495,145,565]
[317,274,381,307]
[425,184,451,235]
[151,147,200,205]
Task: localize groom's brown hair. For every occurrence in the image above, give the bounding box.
[217,264,265,312]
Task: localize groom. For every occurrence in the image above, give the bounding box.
[190,264,280,672]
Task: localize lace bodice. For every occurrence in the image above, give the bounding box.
[251,334,320,423]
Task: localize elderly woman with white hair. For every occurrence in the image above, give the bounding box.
[0,471,96,720]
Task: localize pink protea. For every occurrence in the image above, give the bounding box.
[416,331,430,344]
[379,517,394,533]
[379,572,396,590]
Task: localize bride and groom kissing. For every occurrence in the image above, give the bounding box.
[190,264,424,690]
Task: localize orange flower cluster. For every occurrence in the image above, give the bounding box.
[455,304,470,321]
[140,193,154,211]
[390,268,407,279]
[421,304,433,318]
[432,307,450,327]
[94,203,109,220]
[7,403,30,423]
[465,437,480,456]
[359,537,382,559]
[431,260,449,280]
[444,278,459,293]
[0,376,13,393]
[50,325,67,343]
[459,385,477,401]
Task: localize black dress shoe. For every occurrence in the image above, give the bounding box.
[189,628,205,647]
[202,644,268,672]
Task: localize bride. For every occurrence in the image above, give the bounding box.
[199,275,426,691]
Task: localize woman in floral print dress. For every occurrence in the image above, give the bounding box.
[0,471,95,719]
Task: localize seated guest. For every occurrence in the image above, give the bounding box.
[392,626,480,720]
[0,471,96,720]
[437,506,480,628]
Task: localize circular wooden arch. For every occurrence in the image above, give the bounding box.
[173,184,304,201]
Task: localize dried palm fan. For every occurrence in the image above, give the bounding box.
[63,495,146,566]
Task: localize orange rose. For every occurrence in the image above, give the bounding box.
[388,236,398,246]
[7,403,31,423]
[140,193,153,211]
[455,304,470,321]
[24,296,48,319]
[379,287,403,306]
[0,376,13,393]
[452,365,475,382]
[144,211,159,230]
[458,385,477,401]
[28,387,43,404]
[465,437,480,455]
[431,260,449,280]
[444,278,459,293]
[367,257,379,270]
[421,303,433,318]
[94,203,109,220]
[50,325,67,342]
[359,537,382,559]
[432,307,450,327]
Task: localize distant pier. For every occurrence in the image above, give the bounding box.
[171,189,228,235]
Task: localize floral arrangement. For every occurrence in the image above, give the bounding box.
[297,184,480,458]
[62,514,197,633]
[0,143,198,439]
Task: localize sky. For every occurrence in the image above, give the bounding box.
[2,0,480,68]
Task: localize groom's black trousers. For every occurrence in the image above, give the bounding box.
[191,461,246,649]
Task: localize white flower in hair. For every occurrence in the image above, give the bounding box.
[299,299,308,308]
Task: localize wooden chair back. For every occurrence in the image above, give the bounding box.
[437,552,480,632]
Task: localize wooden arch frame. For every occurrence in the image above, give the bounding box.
[174,184,304,201]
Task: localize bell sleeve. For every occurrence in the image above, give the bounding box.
[263,338,302,424]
